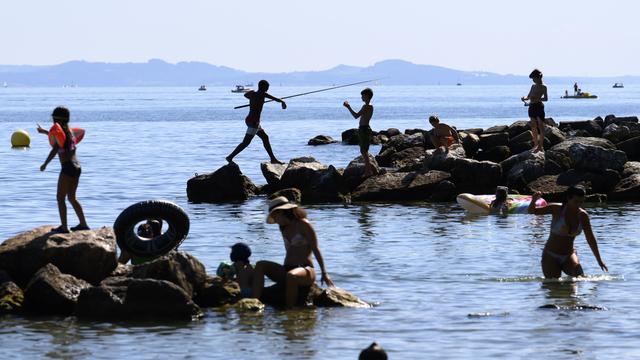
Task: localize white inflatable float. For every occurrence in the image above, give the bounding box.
[456,193,547,214]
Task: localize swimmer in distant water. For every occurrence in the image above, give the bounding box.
[428,115,459,153]
[521,69,548,153]
[37,106,89,233]
[251,197,334,308]
[528,185,608,278]
[226,80,286,164]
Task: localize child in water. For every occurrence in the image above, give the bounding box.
[217,242,254,298]
[489,186,510,215]
[521,69,548,153]
[226,80,286,164]
[343,88,375,177]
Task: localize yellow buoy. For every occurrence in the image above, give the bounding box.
[11,129,31,147]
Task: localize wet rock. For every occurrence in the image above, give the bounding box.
[193,276,240,307]
[352,170,451,201]
[460,131,480,157]
[557,169,621,194]
[130,251,206,298]
[602,124,630,144]
[0,281,24,315]
[234,298,264,312]
[484,125,509,134]
[260,283,318,308]
[526,175,568,201]
[187,163,258,203]
[429,180,457,202]
[307,135,337,146]
[343,154,381,191]
[313,287,371,308]
[609,174,640,201]
[558,120,603,137]
[260,162,287,187]
[341,128,360,145]
[269,188,302,204]
[279,157,345,203]
[617,136,640,161]
[77,277,201,320]
[479,132,509,150]
[0,226,117,287]
[24,263,90,315]
[475,146,511,163]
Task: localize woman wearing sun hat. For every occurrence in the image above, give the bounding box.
[252,196,334,307]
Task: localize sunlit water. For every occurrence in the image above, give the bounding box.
[1,86,639,359]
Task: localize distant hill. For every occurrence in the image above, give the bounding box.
[0,59,638,86]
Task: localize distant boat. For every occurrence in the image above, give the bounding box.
[561,92,598,99]
[456,82,462,86]
[613,83,624,88]
[198,85,207,91]
[231,85,251,93]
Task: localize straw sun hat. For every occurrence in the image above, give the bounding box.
[266,196,298,224]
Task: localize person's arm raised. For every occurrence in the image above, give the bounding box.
[305,220,335,287]
[343,101,361,119]
[581,211,608,272]
[265,93,287,109]
[528,192,555,215]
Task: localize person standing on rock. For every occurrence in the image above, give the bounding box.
[226,80,286,164]
[522,69,548,153]
[343,88,375,177]
[37,106,89,233]
[428,115,459,153]
[528,186,608,278]
[252,196,334,308]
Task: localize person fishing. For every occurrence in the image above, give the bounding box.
[37,106,89,233]
[343,88,375,177]
[226,80,286,164]
[251,196,334,308]
[528,186,608,278]
[521,69,548,153]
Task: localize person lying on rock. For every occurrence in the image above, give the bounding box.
[343,88,375,177]
[252,196,334,308]
[428,115,459,153]
[528,186,608,278]
[217,242,254,298]
[117,219,163,265]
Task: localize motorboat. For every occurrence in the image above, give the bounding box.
[231,85,252,93]
[613,83,624,88]
[198,85,207,91]
[561,92,598,99]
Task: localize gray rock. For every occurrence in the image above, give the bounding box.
[343,154,381,191]
[352,170,451,201]
[307,135,337,146]
[507,120,531,138]
[559,120,603,137]
[313,287,371,308]
[192,276,240,307]
[479,132,509,150]
[622,162,640,178]
[130,251,206,298]
[604,115,638,127]
[381,133,426,153]
[269,188,302,204]
[379,128,401,138]
[506,151,546,191]
[260,162,287,187]
[475,146,511,163]
[459,132,480,157]
[568,143,627,172]
[24,263,91,315]
[617,136,640,161]
[526,175,568,202]
[544,126,566,146]
[484,125,509,134]
[546,137,621,171]
[0,226,117,287]
[187,163,258,203]
[609,174,640,201]
[509,130,533,145]
[279,157,345,203]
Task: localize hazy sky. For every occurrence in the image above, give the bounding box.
[2,0,638,76]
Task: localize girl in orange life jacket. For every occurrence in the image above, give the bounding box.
[37,106,89,233]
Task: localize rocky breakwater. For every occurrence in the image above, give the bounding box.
[0,226,369,320]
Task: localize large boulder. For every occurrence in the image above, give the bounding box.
[505,151,546,191]
[376,146,425,171]
[622,162,640,178]
[459,132,480,157]
[0,226,117,287]
[559,120,603,137]
[342,154,381,191]
[604,115,638,127]
[603,124,631,144]
[193,276,240,307]
[546,137,622,171]
[341,128,383,145]
[479,132,509,150]
[76,277,201,320]
[130,251,206,298]
[475,146,511,163]
[260,283,369,308]
[526,175,568,201]
[380,133,426,153]
[24,263,90,315]
[313,287,371,308]
[449,158,502,193]
[260,162,287,187]
[307,135,337,146]
[379,128,401,138]
[507,120,531,138]
[544,126,566,146]
[279,157,345,203]
[186,163,258,203]
[269,188,302,204]
[351,170,451,201]
[557,169,621,194]
[609,174,640,201]
[484,125,509,134]
[617,136,640,161]
[509,130,533,145]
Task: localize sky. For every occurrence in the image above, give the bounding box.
[1,0,639,76]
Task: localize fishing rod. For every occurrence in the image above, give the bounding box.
[233,78,381,109]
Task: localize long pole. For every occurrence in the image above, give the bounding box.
[233,79,381,109]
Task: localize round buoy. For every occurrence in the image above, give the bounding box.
[113,200,190,257]
[11,129,31,147]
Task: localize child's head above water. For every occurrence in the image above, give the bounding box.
[361,88,373,102]
[495,186,508,203]
[230,242,252,263]
[258,80,269,92]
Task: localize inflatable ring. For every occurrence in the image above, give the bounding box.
[113,200,190,257]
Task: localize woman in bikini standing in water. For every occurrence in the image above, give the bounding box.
[528,186,607,278]
[38,106,89,233]
[252,196,334,307]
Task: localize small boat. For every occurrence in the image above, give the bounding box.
[613,83,624,88]
[198,85,207,91]
[231,85,252,93]
[561,92,598,99]
[456,82,462,86]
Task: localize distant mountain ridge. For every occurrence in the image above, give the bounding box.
[0,59,637,86]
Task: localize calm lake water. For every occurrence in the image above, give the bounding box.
[1,85,639,359]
